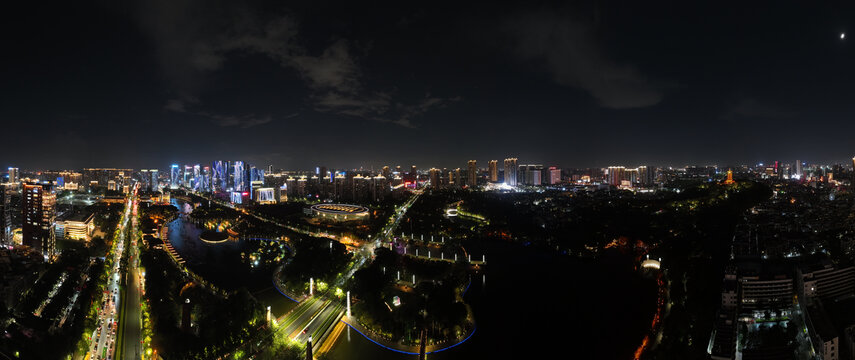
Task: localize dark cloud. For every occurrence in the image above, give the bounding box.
[508,10,665,109]
[164,99,275,128]
[135,1,455,128]
[725,98,794,119]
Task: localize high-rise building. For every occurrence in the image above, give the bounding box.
[503,158,518,186]
[7,167,18,184]
[371,175,388,201]
[382,166,391,178]
[183,165,192,187]
[549,167,561,185]
[429,168,441,188]
[0,184,11,244]
[607,166,625,186]
[410,165,418,176]
[140,169,150,190]
[192,165,201,191]
[171,165,180,188]
[467,160,477,187]
[488,160,498,182]
[201,166,211,191]
[22,182,56,261]
[637,166,655,186]
[795,160,803,178]
[150,169,159,191]
[519,164,543,185]
[234,161,246,192]
[453,168,462,188]
[212,161,226,192]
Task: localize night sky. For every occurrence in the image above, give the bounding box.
[3,1,855,170]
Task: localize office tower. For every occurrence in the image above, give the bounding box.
[429,168,441,188]
[212,161,225,192]
[171,165,180,188]
[382,166,391,178]
[182,165,191,187]
[201,166,211,191]
[467,160,477,187]
[140,169,150,191]
[488,160,498,182]
[607,166,625,186]
[410,165,417,176]
[503,158,518,186]
[395,165,402,174]
[234,161,246,192]
[319,166,328,180]
[190,165,200,191]
[7,167,18,184]
[795,160,803,177]
[22,182,56,261]
[268,164,274,174]
[150,169,159,191]
[0,184,10,244]
[251,166,264,184]
[549,167,561,185]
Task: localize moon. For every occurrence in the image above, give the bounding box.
[842,33,847,40]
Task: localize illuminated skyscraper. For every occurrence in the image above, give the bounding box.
[503,158,518,186]
[234,161,246,192]
[429,168,441,188]
[382,166,391,178]
[0,184,11,244]
[150,169,159,191]
[794,160,803,177]
[607,166,625,186]
[7,167,18,184]
[549,167,561,185]
[637,166,654,186]
[201,166,211,191]
[488,160,498,182]
[183,165,192,187]
[22,182,56,261]
[212,161,226,191]
[171,165,180,188]
[467,160,477,187]
[193,164,201,191]
[140,169,150,190]
[454,168,462,188]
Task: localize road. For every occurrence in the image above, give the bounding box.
[119,197,142,360]
[274,295,343,351]
[89,190,135,360]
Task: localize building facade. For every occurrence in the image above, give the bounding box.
[22,183,56,261]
